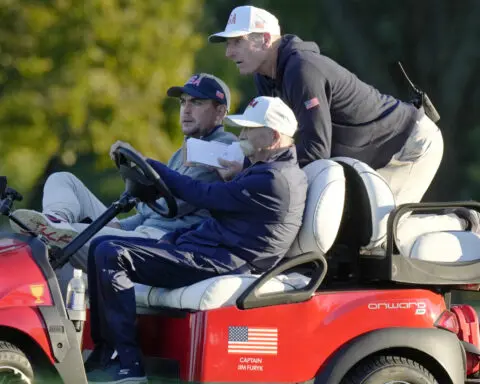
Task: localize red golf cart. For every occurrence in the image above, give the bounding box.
[1,148,480,384]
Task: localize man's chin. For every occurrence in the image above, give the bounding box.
[238,68,254,75]
[235,64,253,75]
[182,127,198,136]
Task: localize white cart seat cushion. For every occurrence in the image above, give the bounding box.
[134,272,310,311]
[409,231,480,262]
[395,213,464,258]
[286,159,345,257]
[332,157,396,249]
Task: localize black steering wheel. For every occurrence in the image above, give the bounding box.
[113,146,178,218]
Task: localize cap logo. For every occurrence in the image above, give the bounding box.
[216,90,225,99]
[254,15,266,29]
[248,99,259,108]
[227,13,236,25]
[186,74,203,87]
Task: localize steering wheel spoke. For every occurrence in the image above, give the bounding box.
[114,147,178,218]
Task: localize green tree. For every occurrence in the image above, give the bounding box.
[0,0,205,203]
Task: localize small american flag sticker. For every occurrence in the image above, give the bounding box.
[216,90,225,99]
[228,326,278,355]
[304,97,320,110]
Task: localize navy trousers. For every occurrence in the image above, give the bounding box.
[87,235,220,367]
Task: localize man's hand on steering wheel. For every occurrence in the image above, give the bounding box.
[110,141,145,162]
[112,143,178,218]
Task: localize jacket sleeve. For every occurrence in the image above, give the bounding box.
[283,60,333,166]
[158,134,238,217]
[157,159,225,217]
[146,159,275,214]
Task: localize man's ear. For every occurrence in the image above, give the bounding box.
[216,104,228,121]
[263,33,272,48]
[271,129,281,145]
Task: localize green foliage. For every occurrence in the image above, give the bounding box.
[0,0,205,197]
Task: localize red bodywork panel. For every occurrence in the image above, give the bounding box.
[83,288,445,383]
[0,238,54,363]
[0,238,53,308]
[0,306,54,364]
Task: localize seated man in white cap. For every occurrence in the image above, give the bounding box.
[84,96,308,384]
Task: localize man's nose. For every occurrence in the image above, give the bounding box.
[183,102,193,113]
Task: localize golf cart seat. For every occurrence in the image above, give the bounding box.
[135,159,345,311]
[334,156,480,284]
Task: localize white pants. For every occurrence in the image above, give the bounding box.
[44,172,166,291]
[376,115,471,248]
[377,114,444,205]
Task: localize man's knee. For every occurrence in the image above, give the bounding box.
[45,172,79,187]
[89,236,126,262]
[93,240,125,269]
[94,241,135,290]
[89,236,109,257]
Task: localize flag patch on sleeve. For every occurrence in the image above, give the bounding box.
[304,97,320,110]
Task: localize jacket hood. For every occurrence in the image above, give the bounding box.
[276,34,320,83]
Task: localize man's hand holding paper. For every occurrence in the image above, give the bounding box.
[184,138,244,169]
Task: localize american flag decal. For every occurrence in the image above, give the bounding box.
[228,326,278,355]
[304,97,320,110]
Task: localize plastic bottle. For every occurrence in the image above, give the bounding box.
[66,269,86,335]
[66,269,86,311]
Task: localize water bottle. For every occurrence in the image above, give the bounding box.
[66,269,86,335]
[66,269,86,311]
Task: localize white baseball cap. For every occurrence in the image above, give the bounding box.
[208,6,281,43]
[224,96,297,138]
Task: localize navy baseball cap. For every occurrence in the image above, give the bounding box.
[167,73,230,111]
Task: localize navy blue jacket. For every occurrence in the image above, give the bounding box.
[255,35,421,169]
[146,147,307,273]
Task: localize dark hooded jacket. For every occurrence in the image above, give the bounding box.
[255,35,421,169]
